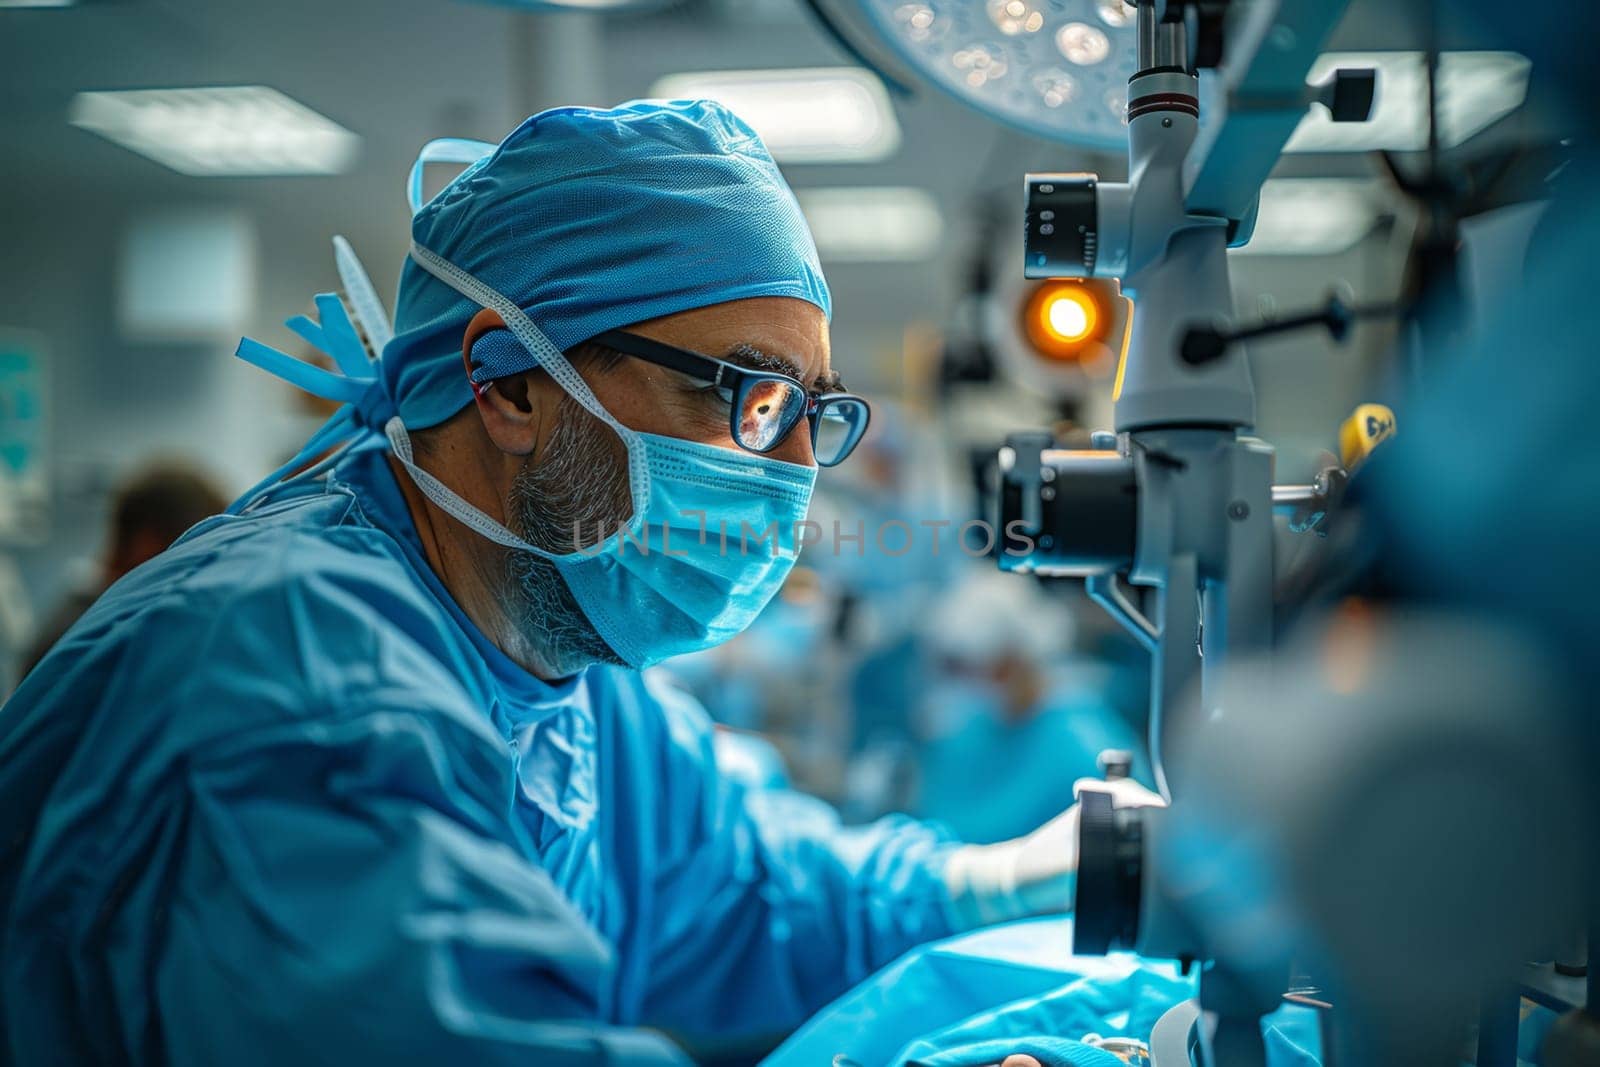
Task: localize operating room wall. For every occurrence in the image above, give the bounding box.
[0,187,374,616]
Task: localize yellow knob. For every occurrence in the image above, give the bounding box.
[1339,403,1396,471]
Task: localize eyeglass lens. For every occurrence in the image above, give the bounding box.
[736,379,808,453]
[813,397,869,466]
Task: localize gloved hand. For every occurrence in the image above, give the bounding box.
[941,777,1164,930]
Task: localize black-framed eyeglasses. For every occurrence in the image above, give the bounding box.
[593,329,871,467]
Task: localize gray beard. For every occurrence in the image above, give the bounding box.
[503,394,633,675]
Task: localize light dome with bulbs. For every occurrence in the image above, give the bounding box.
[859,0,1137,147]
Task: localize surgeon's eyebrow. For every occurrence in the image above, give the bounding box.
[720,342,805,383]
[721,342,843,392]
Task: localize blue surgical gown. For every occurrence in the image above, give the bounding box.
[0,434,958,1064]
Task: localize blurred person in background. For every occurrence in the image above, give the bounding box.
[16,459,226,683]
[916,569,1151,845]
[809,406,972,812]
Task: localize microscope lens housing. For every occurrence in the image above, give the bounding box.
[996,432,1138,576]
[1024,176,1100,280]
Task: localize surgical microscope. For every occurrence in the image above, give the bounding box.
[982,1,1594,1064]
[803,0,1595,1058]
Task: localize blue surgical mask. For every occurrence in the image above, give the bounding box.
[389,241,818,669]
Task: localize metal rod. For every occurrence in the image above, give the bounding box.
[1272,485,1318,506]
[1137,0,1158,72]
[1087,573,1160,651]
[1157,16,1187,70]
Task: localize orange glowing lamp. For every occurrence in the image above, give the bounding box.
[1025,281,1103,359]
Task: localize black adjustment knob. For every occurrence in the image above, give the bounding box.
[1024,175,1099,279]
[1073,789,1145,955]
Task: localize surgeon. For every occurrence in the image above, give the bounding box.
[0,101,1156,1065]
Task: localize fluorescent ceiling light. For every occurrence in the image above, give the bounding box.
[0,1,76,7]
[1287,51,1531,153]
[69,86,361,176]
[1233,179,1380,257]
[649,67,900,163]
[795,187,942,262]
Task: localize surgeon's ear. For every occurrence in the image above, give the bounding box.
[474,365,575,459]
[461,309,556,458]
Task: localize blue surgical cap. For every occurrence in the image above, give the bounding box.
[384,99,833,429]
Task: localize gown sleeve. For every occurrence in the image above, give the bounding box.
[144,703,695,1066]
[633,675,962,1047]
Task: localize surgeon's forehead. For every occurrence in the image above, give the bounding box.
[623,296,831,385]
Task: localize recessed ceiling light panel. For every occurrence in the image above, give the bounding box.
[69,86,361,176]
[795,186,943,262]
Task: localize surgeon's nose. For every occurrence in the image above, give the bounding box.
[767,420,816,468]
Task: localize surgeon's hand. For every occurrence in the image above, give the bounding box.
[941,777,1164,930]
[1000,1057,1042,1067]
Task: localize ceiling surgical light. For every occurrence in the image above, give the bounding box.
[69,86,360,176]
[1032,68,1080,109]
[1094,0,1131,27]
[795,186,943,263]
[952,43,1009,88]
[854,0,1135,148]
[986,0,1043,36]
[1056,21,1110,66]
[893,3,940,43]
[1286,51,1531,153]
[649,68,900,163]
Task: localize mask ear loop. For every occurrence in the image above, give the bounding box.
[408,239,651,521]
[382,415,551,554]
